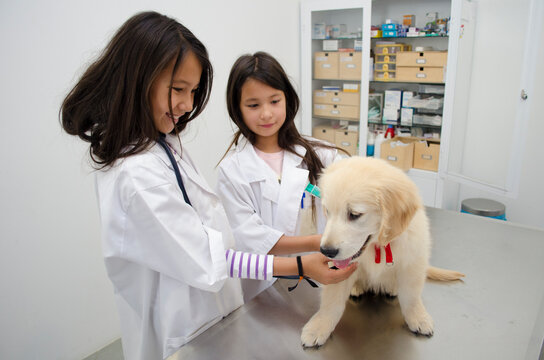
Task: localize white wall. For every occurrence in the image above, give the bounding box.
[1,1,543,359]
[0,1,301,359]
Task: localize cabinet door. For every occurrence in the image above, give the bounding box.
[440,0,540,199]
[300,0,372,156]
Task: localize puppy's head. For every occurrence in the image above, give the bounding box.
[319,157,422,267]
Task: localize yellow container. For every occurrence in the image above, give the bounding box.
[374,70,396,81]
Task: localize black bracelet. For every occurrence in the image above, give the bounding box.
[287,256,318,292]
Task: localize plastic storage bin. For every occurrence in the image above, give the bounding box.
[374,70,396,81]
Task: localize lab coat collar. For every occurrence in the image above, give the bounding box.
[234,137,307,183]
[149,135,215,196]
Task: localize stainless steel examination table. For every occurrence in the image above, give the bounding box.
[172,207,544,359]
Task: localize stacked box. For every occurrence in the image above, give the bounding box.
[396,51,448,83]
[312,125,336,144]
[314,52,339,79]
[312,125,358,156]
[339,52,362,80]
[335,130,358,155]
[314,51,363,80]
[380,137,417,171]
[313,90,360,120]
[413,139,440,171]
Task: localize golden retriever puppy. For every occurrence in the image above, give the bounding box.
[301,157,464,348]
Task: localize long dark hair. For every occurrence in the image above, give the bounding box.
[224,51,345,187]
[60,11,213,168]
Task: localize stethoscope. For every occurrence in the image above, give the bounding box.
[156,133,192,206]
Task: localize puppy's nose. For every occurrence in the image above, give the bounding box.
[320,247,339,259]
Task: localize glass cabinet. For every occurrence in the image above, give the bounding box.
[300,0,372,157]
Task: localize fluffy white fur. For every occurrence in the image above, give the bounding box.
[301,157,464,348]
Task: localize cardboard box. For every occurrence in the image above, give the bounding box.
[323,40,339,51]
[396,51,448,67]
[371,29,383,38]
[312,125,336,144]
[383,30,398,37]
[381,23,399,31]
[413,139,440,171]
[335,130,358,155]
[339,52,362,80]
[313,90,360,106]
[396,66,445,83]
[313,103,359,119]
[403,15,415,26]
[400,107,414,126]
[343,83,359,92]
[380,137,417,171]
[314,52,339,79]
[384,90,402,109]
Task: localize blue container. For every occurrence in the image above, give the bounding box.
[461,198,506,220]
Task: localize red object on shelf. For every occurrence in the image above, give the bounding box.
[385,125,395,139]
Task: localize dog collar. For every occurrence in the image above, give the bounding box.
[375,244,393,266]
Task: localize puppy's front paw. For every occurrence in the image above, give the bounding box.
[300,314,335,348]
[405,310,434,336]
[349,282,365,297]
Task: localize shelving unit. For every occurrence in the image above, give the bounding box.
[301,0,463,207]
[300,0,372,157]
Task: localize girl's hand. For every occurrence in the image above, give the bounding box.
[301,253,357,285]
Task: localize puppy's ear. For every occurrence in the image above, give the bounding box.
[376,181,420,245]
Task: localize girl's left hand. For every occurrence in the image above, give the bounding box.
[301,253,357,285]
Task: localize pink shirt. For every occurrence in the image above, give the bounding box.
[254,146,284,180]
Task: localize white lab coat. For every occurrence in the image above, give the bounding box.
[216,136,338,301]
[95,134,243,360]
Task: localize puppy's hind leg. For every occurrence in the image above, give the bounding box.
[301,277,355,348]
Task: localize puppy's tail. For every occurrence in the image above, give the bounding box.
[426,266,465,281]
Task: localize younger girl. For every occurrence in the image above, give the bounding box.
[60,13,355,360]
[217,52,349,302]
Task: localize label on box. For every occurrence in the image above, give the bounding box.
[343,83,359,92]
[322,64,332,69]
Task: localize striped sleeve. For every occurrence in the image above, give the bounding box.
[225,249,274,280]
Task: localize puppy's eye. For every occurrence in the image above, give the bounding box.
[348,211,362,221]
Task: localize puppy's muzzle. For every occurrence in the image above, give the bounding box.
[320,247,339,258]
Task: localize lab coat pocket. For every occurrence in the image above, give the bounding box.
[299,195,317,236]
